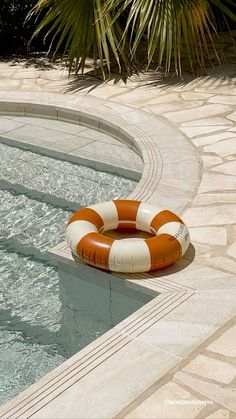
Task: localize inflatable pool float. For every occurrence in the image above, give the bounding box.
[65,200,190,273]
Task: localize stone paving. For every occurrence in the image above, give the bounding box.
[0,57,236,418]
[121,317,236,419]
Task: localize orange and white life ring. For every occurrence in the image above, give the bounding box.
[65,200,190,273]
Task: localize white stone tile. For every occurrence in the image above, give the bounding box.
[164,289,236,329]
[211,161,236,176]
[192,132,235,147]
[183,205,236,226]
[192,193,236,206]
[226,156,236,161]
[183,354,236,384]
[156,147,197,164]
[125,382,205,419]
[161,160,200,181]
[180,125,229,138]
[206,409,230,418]
[147,193,191,214]
[13,70,39,79]
[72,141,141,164]
[158,178,197,196]
[204,138,236,157]
[161,263,236,291]
[0,117,26,133]
[118,111,159,131]
[193,243,212,255]
[104,88,166,106]
[143,92,181,105]
[181,91,213,101]
[195,85,236,96]
[8,116,88,134]
[146,102,190,114]
[38,69,67,81]
[204,256,236,274]
[176,371,236,411]
[4,124,63,140]
[90,85,128,99]
[189,227,227,246]
[202,156,223,168]
[137,320,215,358]
[146,100,203,114]
[208,325,236,357]
[28,340,179,419]
[164,104,232,123]
[199,173,236,193]
[227,111,236,122]
[78,128,127,147]
[227,241,236,259]
[209,95,236,105]
[182,117,232,126]
[99,101,134,115]
[0,79,21,90]
[19,83,42,92]
[2,130,93,153]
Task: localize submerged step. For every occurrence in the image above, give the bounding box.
[0,142,137,207]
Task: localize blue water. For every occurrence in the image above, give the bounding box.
[0,143,151,405]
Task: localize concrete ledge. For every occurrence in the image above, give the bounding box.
[0,91,200,214]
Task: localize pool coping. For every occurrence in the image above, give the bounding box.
[0,93,236,418]
[0,91,200,215]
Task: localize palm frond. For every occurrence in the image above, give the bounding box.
[28,0,130,77]
[104,0,236,75]
[29,0,236,78]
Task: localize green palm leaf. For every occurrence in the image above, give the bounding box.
[104,0,236,75]
[29,0,130,77]
[29,0,236,77]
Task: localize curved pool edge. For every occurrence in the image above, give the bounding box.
[0,91,201,214]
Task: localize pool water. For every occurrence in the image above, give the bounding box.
[0,143,152,405]
[0,142,136,208]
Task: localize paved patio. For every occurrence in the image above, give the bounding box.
[0,58,236,418]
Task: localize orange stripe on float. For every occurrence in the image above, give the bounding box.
[150,210,183,233]
[67,208,104,231]
[113,200,141,229]
[118,222,137,230]
[145,234,181,271]
[77,232,114,270]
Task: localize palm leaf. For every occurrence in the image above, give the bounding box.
[29,0,236,77]
[103,0,236,75]
[28,0,130,76]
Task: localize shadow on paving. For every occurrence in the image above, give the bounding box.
[64,68,192,94]
[115,244,196,282]
[64,64,236,95]
[0,53,62,71]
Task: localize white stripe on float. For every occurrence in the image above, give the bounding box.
[65,220,98,254]
[89,201,119,231]
[158,222,190,256]
[136,202,163,233]
[116,220,136,225]
[108,238,151,273]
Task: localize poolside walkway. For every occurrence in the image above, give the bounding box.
[0,58,236,418]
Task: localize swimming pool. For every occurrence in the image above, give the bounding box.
[0,142,153,404]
